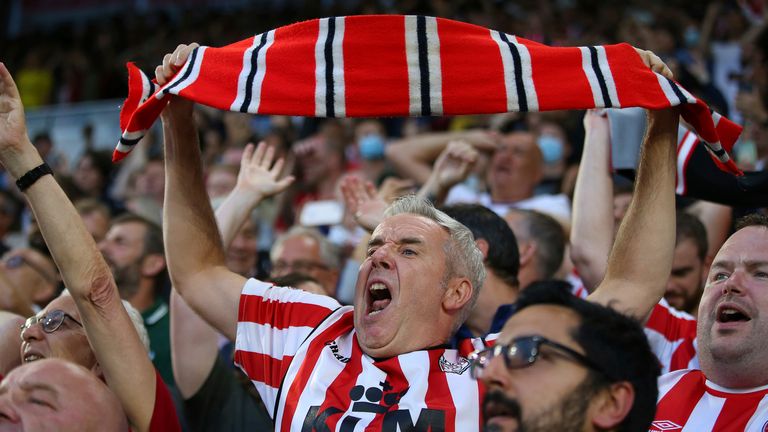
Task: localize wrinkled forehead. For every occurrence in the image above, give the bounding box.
[40,294,80,320]
[713,226,768,267]
[374,214,448,243]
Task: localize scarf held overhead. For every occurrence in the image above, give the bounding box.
[116,14,742,175]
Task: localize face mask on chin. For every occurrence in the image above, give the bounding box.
[359,134,386,160]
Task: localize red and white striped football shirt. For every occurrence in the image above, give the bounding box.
[234,279,494,431]
[644,298,700,374]
[652,369,768,431]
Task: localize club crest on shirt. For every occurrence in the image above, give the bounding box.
[762,420,768,432]
[438,354,470,375]
[324,340,351,363]
[649,420,682,431]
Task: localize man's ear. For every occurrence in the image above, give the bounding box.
[518,241,536,268]
[141,254,166,278]
[475,238,490,260]
[590,381,635,430]
[442,278,473,313]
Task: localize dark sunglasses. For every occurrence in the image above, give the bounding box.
[468,335,609,380]
[20,310,83,339]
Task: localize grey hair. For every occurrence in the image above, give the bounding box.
[270,226,341,270]
[121,300,151,354]
[59,290,151,354]
[384,195,486,330]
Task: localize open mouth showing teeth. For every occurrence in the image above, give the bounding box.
[717,307,750,323]
[368,282,392,315]
[24,354,44,362]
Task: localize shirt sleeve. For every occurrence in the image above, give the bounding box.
[234,278,341,412]
[149,369,181,432]
[644,299,699,374]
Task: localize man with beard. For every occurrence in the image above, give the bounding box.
[159,42,674,431]
[99,214,174,387]
[473,282,659,432]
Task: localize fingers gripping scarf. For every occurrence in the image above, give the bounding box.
[116,15,742,176]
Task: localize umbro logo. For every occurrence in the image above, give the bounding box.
[650,420,682,431]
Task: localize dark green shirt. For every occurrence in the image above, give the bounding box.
[142,298,175,388]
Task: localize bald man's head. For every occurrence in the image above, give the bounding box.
[0,359,128,431]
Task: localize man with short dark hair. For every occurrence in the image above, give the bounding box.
[475,282,660,432]
[648,213,768,429]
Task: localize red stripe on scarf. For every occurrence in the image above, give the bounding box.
[344,15,410,116]
[259,20,318,115]
[437,17,507,114]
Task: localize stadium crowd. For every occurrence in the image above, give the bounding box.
[1,0,768,431]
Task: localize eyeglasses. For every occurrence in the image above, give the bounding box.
[468,335,609,380]
[271,260,329,274]
[3,255,58,284]
[20,310,83,338]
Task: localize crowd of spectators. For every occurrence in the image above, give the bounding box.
[1,0,767,431]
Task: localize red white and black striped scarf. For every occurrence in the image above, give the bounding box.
[116,15,742,177]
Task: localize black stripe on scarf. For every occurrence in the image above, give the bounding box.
[240,32,269,113]
[498,32,528,112]
[666,77,686,105]
[324,17,337,117]
[164,47,199,95]
[416,15,431,116]
[588,46,613,108]
[119,136,142,147]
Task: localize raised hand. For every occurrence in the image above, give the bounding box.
[0,63,43,178]
[340,175,387,232]
[634,48,673,79]
[235,141,295,202]
[156,43,200,122]
[433,140,479,191]
[0,64,28,153]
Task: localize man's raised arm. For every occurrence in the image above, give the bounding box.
[159,44,245,341]
[0,63,163,432]
[588,108,678,319]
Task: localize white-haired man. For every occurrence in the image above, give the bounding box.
[158,43,674,430]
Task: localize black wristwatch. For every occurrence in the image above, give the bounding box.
[15,163,53,192]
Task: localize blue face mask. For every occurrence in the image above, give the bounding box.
[359,134,386,160]
[537,134,564,164]
[684,27,700,48]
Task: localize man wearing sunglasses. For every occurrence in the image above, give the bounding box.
[472,281,660,432]
[468,104,682,432]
